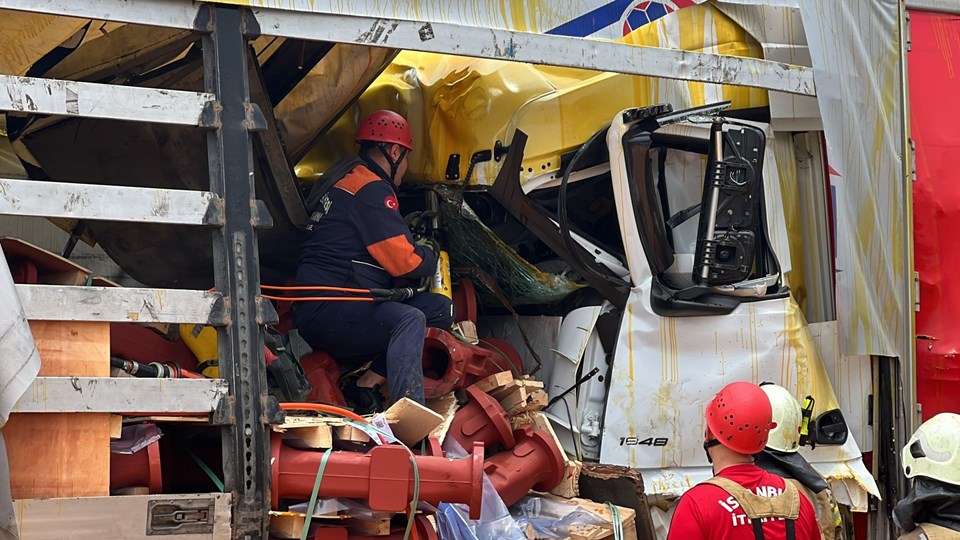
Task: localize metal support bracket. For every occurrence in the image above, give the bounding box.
[261,395,285,425]
[244,102,267,132]
[252,200,274,230]
[256,296,279,326]
[199,100,222,129]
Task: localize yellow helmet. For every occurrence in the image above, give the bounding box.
[903,413,960,486]
[760,383,803,453]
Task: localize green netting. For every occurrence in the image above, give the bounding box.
[438,190,582,306]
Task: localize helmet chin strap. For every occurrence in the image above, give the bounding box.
[377,144,407,183]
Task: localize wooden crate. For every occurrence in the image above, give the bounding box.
[15,493,231,539]
[4,320,111,498]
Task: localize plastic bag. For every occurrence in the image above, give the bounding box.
[110,423,162,455]
[437,438,527,540]
[511,495,607,538]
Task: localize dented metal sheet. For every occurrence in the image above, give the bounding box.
[15,284,224,325]
[12,377,228,414]
[0,178,223,225]
[0,74,213,125]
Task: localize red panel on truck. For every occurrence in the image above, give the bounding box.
[910,9,960,419]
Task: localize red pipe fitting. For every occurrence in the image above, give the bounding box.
[110,438,162,494]
[422,329,524,398]
[484,426,566,507]
[271,435,486,519]
[449,386,515,451]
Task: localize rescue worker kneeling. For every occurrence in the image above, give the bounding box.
[292,110,453,413]
[755,383,845,540]
[667,381,820,540]
[894,413,960,539]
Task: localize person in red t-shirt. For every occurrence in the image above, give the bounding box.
[667,381,820,540]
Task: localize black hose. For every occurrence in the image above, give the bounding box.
[111,356,172,378]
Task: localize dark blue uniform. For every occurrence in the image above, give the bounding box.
[293,160,453,404]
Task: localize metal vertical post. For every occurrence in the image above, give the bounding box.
[197,4,273,538]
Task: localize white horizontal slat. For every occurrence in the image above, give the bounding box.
[16,284,224,324]
[0,0,816,95]
[0,74,214,125]
[906,0,960,14]
[253,10,816,96]
[0,178,223,225]
[13,377,229,414]
[0,0,197,31]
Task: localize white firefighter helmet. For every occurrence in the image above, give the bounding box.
[902,412,960,486]
[760,383,803,453]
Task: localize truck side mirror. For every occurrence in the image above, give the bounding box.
[812,408,849,447]
[693,121,765,286]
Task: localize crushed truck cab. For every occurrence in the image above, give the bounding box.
[472,103,879,507]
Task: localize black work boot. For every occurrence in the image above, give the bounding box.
[342,383,385,415]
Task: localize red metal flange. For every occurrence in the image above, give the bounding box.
[452,279,478,325]
[449,386,516,452]
[271,434,486,519]
[422,328,468,398]
[422,329,524,398]
[483,426,566,507]
[110,437,163,494]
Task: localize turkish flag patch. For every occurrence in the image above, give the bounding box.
[384,195,399,210]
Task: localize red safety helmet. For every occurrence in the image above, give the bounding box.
[705,381,774,455]
[355,110,414,151]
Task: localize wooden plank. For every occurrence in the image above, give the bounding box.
[0,178,224,225]
[342,515,392,536]
[109,415,124,439]
[0,74,214,125]
[472,371,515,394]
[14,493,231,539]
[426,393,459,443]
[542,495,636,540]
[490,380,524,401]
[382,397,444,447]
[1,237,112,286]
[284,425,333,449]
[13,377,229,414]
[505,388,548,416]
[16,284,225,325]
[5,321,110,499]
[577,464,656,540]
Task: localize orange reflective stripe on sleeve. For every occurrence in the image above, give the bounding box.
[335,167,380,195]
[366,234,424,277]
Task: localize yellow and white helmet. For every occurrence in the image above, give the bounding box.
[902,412,960,486]
[760,383,803,453]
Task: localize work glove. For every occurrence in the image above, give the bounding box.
[415,236,441,257]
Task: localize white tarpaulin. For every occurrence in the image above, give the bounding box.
[0,247,40,540]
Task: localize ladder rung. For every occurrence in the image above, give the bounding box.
[0,179,223,226]
[0,74,214,125]
[13,377,228,414]
[16,284,225,325]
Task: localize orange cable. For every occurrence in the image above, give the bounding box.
[278,402,369,424]
[261,294,374,303]
[261,284,372,294]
